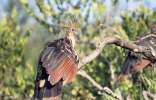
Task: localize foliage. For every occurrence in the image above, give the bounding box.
[0,0,156,100]
[0,2,34,99]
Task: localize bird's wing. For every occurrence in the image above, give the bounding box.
[40,42,78,85]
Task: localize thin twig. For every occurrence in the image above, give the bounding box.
[105,59,116,81]
[78,70,122,100]
[143,91,156,100]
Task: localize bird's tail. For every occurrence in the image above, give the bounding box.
[33,64,62,100]
[118,52,138,80]
[33,79,62,100]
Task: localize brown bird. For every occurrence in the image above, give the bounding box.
[118,22,156,80]
[33,14,80,100]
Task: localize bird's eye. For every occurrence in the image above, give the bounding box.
[71,28,75,32]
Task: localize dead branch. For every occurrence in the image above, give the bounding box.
[78,36,152,69]
[78,70,122,100]
[104,58,116,81]
[77,36,155,99]
[143,91,156,100]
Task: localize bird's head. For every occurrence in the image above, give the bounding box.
[60,13,80,47]
[150,21,156,34]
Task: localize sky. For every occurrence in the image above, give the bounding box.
[0,0,156,21]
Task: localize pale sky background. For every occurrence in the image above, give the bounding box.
[0,0,156,23]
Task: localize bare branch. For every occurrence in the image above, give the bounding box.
[143,91,156,100]
[104,58,116,81]
[78,36,152,69]
[78,70,122,100]
[77,36,155,100]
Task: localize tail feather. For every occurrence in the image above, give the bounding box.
[33,63,62,100]
[34,80,62,100]
[44,80,62,97]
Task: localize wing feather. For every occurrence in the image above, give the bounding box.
[40,42,78,86]
[48,56,78,85]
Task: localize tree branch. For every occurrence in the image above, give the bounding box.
[104,58,116,81]
[143,91,156,100]
[77,35,156,99]
[78,70,122,100]
[78,36,153,69]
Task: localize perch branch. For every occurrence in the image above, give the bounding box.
[78,36,151,69]
[143,91,156,100]
[77,35,156,99]
[78,70,122,100]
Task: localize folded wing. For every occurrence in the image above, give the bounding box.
[40,40,78,85]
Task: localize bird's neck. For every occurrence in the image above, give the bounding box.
[67,32,76,48]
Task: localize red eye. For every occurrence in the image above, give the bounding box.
[71,28,75,32]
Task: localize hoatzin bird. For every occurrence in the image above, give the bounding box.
[118,22,156,80]
[33,14,79,100]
